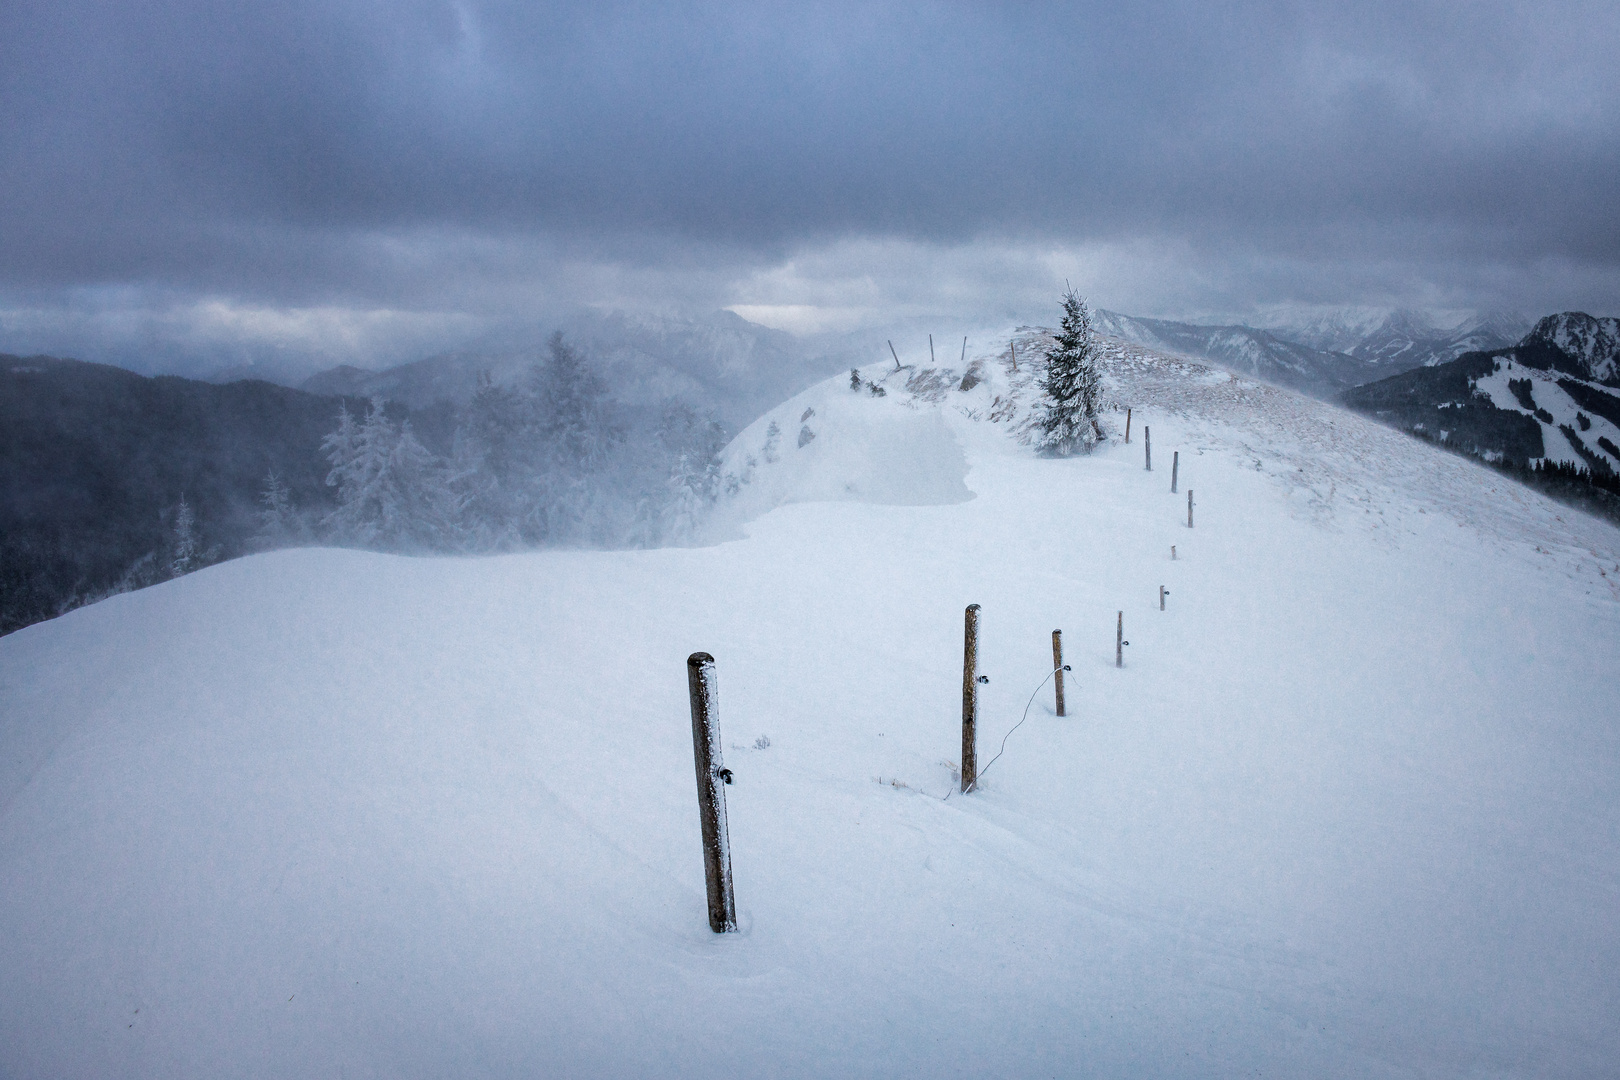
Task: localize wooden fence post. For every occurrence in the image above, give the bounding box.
[960,336,967,366]
[1145,427,1152,471]
[687,652,737,933]
[1052,629,1065,717]
[1160,585,1167,611]
[929,334,936,364]
[1125,408,1132,443]
[1116,611,1124,668]
[1187,489,1194,528]
[1171,545,1177,560]
[962,604,981,793]
[889,340,901,370]
[1171,451,1179,493]
[1009,339,1018,372]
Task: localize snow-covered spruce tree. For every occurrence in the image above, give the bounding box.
[322,399,462,552]
[452,373,540,549]
[526,332,624,544]
[254,470,310,549]
[170,495,200,577]
[1037,290,1103,455]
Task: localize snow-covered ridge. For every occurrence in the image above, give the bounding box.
[4,334,1620,1077]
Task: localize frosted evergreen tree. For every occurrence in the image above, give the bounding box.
[170,495,200,577]
[526,333,623,543]
[323,399,461,552]
[1037,289,1103,455]
[661,451,713,543]
[254,470,307,548]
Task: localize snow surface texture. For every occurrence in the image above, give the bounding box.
[3,340,1620,1078]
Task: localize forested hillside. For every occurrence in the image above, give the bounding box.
[0,354,387,635]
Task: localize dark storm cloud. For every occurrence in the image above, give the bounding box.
[1,0,1617,341]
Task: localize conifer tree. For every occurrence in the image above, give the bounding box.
[323,399,461,551]
[1037,289,1103,455]
[170,495,200,577]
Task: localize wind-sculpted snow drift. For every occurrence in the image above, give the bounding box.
[2,337,1618,1079]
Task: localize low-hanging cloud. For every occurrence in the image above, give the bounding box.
[2,0,1617,372]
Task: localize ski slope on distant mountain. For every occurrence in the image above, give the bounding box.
[2,341,1618,1079]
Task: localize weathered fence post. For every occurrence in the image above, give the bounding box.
[1052,629,1066,717]
[888,340,901,370]
[1160,585,1167,611]
[1171,545,1177,560]
[1145,427,1152,471]
[1171,451,1179,493]
[1187,489,1194,528]
[929,334,935,364]
[687,652,737,933]
[1116,611,1124,668]
[1009,339,1018,372]
[962,604,981,793]
[960,336,968,366]
[1125,408,1132,443]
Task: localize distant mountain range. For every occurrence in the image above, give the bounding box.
[1093,308,1530,398]
[1341,312,1620,471]
[295,310,852,429]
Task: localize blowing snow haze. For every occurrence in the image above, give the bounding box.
[1,0,1618,375]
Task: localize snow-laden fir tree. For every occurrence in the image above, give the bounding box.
[254,470,310,549]
[1037,290,1103,455]
[170,495,200,577]
[323,399,462,552]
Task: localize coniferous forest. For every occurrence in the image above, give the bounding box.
[1,336,726,636]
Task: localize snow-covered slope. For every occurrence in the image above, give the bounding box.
[1343,312,1620,470]
[4,343,1620,1078]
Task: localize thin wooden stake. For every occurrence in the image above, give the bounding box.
[1171,451,1179,493]
[687,652,737,933]
[1171,545,1177,560]
[888,340,901,370]
[1160,585,1167,611]
[1187,489,1195,528]
[1052,629,1066,717]
[1145,426,1152,471]
[962,604,981,793]
[960,336,967,365]
[1010,339,1018,372]
[1116,611,1124,668]
[1125,408,1132,443]
[929,334,935,364]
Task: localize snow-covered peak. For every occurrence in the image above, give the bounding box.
[1521,312,1620,383]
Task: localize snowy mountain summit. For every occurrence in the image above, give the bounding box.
[3,331,1619,1078]
[1519,311,1620,384]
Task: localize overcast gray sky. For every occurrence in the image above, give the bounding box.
[2,0,1617,373]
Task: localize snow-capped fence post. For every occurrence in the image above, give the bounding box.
[686,652,737,934]
[1052,630,1066,717]
[1187,490,1194,528]
[961,604,982,793]
[1116,611,1125,668]
[1125,408,1132,443]
[1145,427,1152,471]
[1171,451,1179,493]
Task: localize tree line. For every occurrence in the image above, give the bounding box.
[258,332,729,554]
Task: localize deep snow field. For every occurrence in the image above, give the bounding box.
[3,342,1619,1078]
